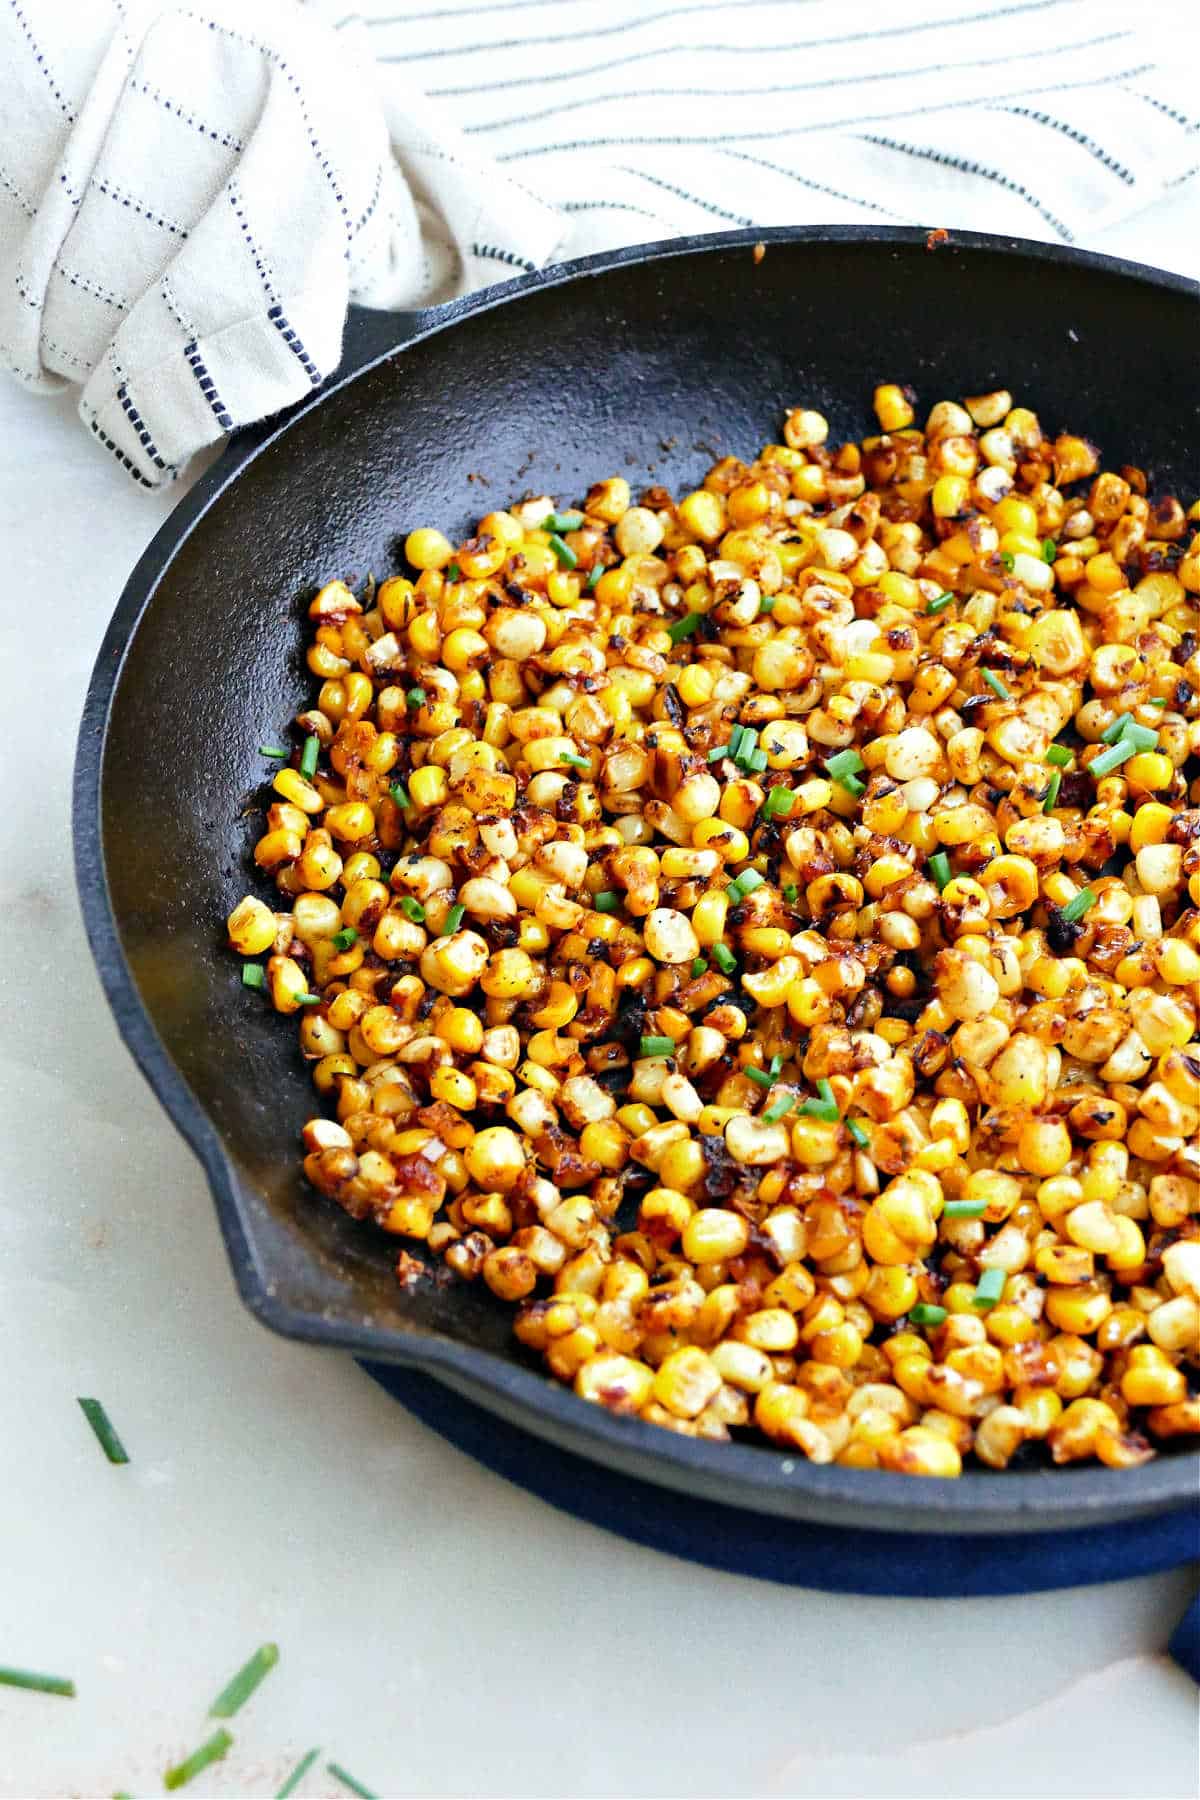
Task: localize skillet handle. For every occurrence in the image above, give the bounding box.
[340,302,443,377]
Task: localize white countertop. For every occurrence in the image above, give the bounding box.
[2,196,1198,1800]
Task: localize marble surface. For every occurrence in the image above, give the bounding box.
[3,194,1199,1800]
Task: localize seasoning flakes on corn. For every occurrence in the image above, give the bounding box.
[228,394,1200,1476]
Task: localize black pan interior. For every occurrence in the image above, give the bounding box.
[84,229,1200,1527]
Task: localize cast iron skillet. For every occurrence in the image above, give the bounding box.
[75,226,1200,1533]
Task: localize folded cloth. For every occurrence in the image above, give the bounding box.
[0,0,1194,488]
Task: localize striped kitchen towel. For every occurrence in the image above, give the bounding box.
[0,0,1194,487]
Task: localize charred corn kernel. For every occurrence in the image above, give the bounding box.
[227,895,279,955]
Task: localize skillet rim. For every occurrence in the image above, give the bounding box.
[73,224,1200,1530]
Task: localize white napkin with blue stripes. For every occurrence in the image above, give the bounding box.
[0,0,1194,487]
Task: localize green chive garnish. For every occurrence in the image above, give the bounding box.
[747,746,769,773]
[1045,744,1071,766]
[399,896,426,924]
[299,735,319,780]
[327,1762,378,1800]
[296,994,323,1007]
[1089,737,1137,777]
[999,550,1015,572]
[668,611,703,643]
[691,957,707,977]
[585,562,603,591]
[543,510,584,533]
[942,1199,987,1219]
[1148,696,1167,707]
[242,964,266,990]
[929,851,952,890]
[981,670,1011,701]
[210,1643,279,1719]
[711,943,737,974]
[277,1748,321,1799]
[445,563,461,582]
[846,1118,870,1149]
[407,686,426,709]
[1100,714,1130,744]
[1123,721,1160,751]
[816,1078,835,1105]
[708,743,730,763]
[164,1729,233,1791]
[745,1066,776,1089]
[389,779,410,809]
[0,1665,76,1698]
[1042,769,1062,813]
[729,868,765,901]
[640,1035,676,1058]
[548,533,578,568]
[559,750,591,770]
[758,594,776,614]
[444,903,465,933]
[799,1082,839,1121]
[331,926,358,952]
[733,726,760,769]
[825,749,866,789]
[908,1303,947,1327]
[1060,887,1097,924]
[782,883,799,904]
[925,591,954,615]
[77,1398,129,1465]
[971,1268,1006,1310]
[1042,537,1057,562]
[259,745,288,760]
[763,1092,795,1123]
[593,891,620,913]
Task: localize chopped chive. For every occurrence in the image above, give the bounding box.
[1042,769,1062,813]
[825,749,865,781]
[585,562,603,592]
[837,772,866,796]
[728,723,747,760]
[782,883,799,904]
[1042,537,1057,562]
[445,562,461,582]
[1123,721,1160,751]
[971,1268,1007,1310]
[0,1665,76,1698]
[389,781,410,810]
[1148,696,1167,707]
[999,550,1015,572]
[1045,743,1071,767]
[299,735,319,780]
[547,532,578,569]
[981,670,1011,701]
[640,1035,676,1058]
[406,686,426,709]
[327,1762,378,1800]
[399,896,426,924]
[943,1199,987,1219]
[543,510,585,533]
[1060,886,1097,924]
[331,926,358,952]
[734,868,765,898]
[925,591,954,615]
[242,964,266,990]
[846,1118,870,1149]
[559,750,591,770]
[764,1092,795,1123]
[708,743,730,763]
[277,1748,321,1799]
[799,1095,839,1121]
[711,943,737,974]
[747,746,769,773]
[929,851,952,890]
[444,903,465,933]
[1089,737,1137,777]
[758,594,776,614]
[296,994,323,1007]
[593,890,620,913]
[210,1643,279,1719]
[815,1078,835,1106]
[164,1729,233,1791]
[667,611,703,643]
[258,745,289,760]
[908,1303,947,1327]
[745,1065,776,1088]
[77,1398,129,1465]
[691,957,708,977]
[1100,713,1131,744]
[734,727,760,769]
